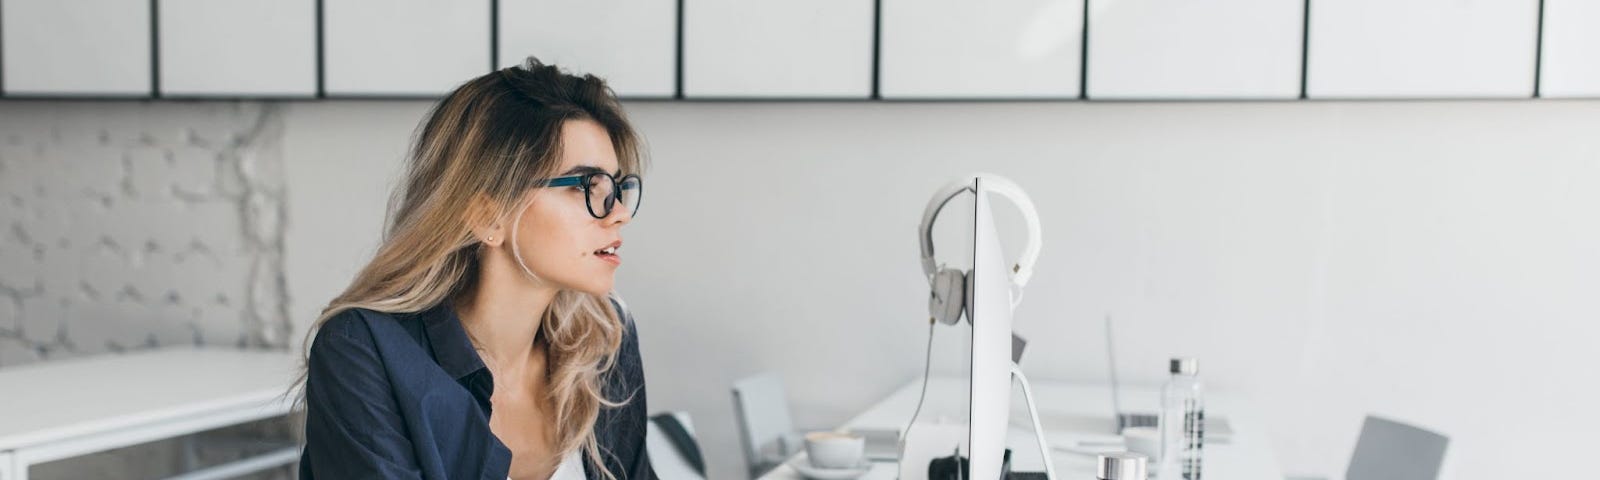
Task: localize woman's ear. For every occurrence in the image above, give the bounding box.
[466,193,506,248]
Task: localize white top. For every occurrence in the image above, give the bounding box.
[551,448,586,480]
[511,448,585,480]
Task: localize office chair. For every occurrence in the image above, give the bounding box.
[647,411,707,480]
[731,372,804,479]
[1286,415,1450,480]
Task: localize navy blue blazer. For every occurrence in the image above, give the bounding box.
[298,299,655,480]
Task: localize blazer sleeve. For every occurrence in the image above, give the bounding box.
[299,311,425,479]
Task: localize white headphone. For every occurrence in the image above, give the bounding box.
[917,173,1042,326]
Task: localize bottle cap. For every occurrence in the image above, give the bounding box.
[1097,452,1147,480]
[1170,357,1198,375]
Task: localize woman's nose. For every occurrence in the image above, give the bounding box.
[604,201,632,225]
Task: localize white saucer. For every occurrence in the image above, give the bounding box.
[787,453,873,480]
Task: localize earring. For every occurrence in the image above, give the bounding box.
[486,236,495,243]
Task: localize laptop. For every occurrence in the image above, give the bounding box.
[1106,315,1160,431]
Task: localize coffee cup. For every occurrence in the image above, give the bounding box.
[805,431,865,469]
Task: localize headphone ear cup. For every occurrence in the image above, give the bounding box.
[928,268,967,326]
[927,270,949,324]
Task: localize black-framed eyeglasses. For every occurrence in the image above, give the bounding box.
[537,172,643,219]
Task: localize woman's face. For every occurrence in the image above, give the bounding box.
[509,119,631,296]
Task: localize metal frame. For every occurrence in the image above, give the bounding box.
[164,447,299,480]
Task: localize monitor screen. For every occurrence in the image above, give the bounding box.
[968,176,1014,480]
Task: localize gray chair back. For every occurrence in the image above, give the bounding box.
[1346,415,1449,480]
[646,411,706,480]
[731,372,799,478]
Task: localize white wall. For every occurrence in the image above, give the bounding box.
[283,99,1600,480]
[0,101,291,366]
[0,100,295,479]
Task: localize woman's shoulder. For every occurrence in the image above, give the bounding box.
[308,307,427,359]
[304,307,440,397]
[313,307,389,344]
[302,310,402,403]
[304,310,381,371]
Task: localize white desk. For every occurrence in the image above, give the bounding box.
[0,347,300,480]
[761,377,1283,480]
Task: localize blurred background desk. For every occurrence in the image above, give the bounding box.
[760,376,1283,480]
[0,348,298,480]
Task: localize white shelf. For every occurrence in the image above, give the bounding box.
[1,0,152,96]
[880,0,1083,99]
[683,0,874,98]
[498,0,677,98]
[158,0,317,97]
[1538,0,1600,98]
[323,0,492,96]
[1306,0,1540,99]
[0,348,297,454]
[1088,0,1303,99]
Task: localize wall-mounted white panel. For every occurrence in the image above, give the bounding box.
[2,0,152,96]
[159,0,317,97]
[684,0,873,98]
[1089,0,1301,99]
[324,0,491,96]
[499,0,676,98]
[880,0,1082,99]
[1539,0,1600,98]
[1307,0,1539,99]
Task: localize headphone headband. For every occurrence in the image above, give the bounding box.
[917,173,1043,290]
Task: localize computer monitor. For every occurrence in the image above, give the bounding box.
[968,176,1015,480]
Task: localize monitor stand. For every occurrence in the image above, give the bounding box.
[1012,363,1058,480]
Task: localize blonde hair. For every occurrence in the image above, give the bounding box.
[294,58,645,480]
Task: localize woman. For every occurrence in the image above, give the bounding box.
[295,58,654,480]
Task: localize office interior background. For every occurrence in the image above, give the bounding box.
[1,0,1597,479]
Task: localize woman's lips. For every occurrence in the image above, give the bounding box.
[595,242,621,266]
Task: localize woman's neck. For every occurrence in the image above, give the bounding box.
[456,249,559,381]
